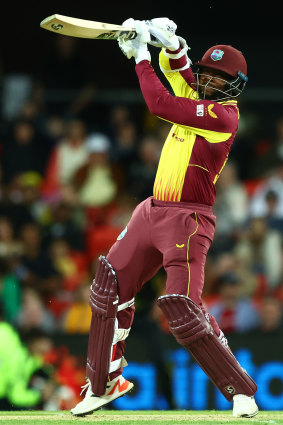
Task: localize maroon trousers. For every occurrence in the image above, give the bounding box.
[106,196,218,378]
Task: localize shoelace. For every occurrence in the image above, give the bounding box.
[80,380,90,396]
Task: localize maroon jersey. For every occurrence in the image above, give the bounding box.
[135,48,239,206]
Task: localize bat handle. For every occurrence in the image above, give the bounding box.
[120,30,160,45]
[119,30,137,40]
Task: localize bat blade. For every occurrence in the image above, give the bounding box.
[40,14,137,40]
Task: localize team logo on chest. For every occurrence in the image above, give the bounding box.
[211,49,224,61]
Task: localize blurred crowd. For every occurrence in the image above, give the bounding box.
[0,35,283,410]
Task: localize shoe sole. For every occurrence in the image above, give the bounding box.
[240,410,259,418]
[71,383,134,417]
[234,408,259,418]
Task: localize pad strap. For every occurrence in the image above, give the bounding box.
[162,36,190,59]
[118,298,135,311]
[160,62,191,74]
[113,327,131,344]
[109,357,128,373]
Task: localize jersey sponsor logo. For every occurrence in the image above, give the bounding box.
[176,244,185,248]
[208,104,218,118]
[117,226,128,240]
[172,132,184,142]
[211,49,224,61]
[196,104,204,116]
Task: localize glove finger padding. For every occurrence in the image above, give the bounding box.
[118,38,134,59]
[118,18,138,59]
[118,19,151,62]
[121,18,136,28]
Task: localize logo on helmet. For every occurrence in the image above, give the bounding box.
[211,49,224,61]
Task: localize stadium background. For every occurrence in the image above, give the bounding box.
[0,0,283,412]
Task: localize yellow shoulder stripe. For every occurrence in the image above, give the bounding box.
[156,116,231,143]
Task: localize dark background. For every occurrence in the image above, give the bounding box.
[1,1,282,88]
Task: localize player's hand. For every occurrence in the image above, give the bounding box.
[144,18,180,50]
[118,19,151,63]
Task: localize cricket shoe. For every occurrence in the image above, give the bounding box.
[70,375,134,416]
[233,394,259,418]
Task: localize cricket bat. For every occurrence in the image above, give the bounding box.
[40,14,137,40]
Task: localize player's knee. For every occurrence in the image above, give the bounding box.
[157,294,211,347]
[89,255,118,312]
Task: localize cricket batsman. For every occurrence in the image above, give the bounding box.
[71,18,258,418]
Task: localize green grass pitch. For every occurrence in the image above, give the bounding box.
[0,410,282,425]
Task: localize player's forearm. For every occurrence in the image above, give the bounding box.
[135,60,174,117]
[135,61,235,133]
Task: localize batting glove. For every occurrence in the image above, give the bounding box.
[144,18,180,50]
[118,19,151,63]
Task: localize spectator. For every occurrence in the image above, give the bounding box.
[264,190,283,233]
[0,216,23,258]
[85,194,136,263]
[219,104,259,181]
[0,257,21,322]
[0,171,35,234]
[107,193,138,229]
[43,115,67,146]
[14,222,61,298]
[14,287,56,333]
[15,172,51,227]
[62,280,92,334]
[109,107,139,179]
[45,201,86,252]
[203,251,258,300]
[1,120,44,184]
[49,238,88,292]
[208,272,260,334]
[72,132,118,208]
[234,217,283,289]
[18,99,45,130]
[0,310,53,410]
[249,159,283,219]
[108,105,136,141]
[213,161,249,237]
[256,296,283,333]
[128,134,161,201]
[42,119,89,200]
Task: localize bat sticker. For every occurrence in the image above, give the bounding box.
[97,30,136,40]
[97,31,119,40]
[118,30,137,40]
[51,23,63,31]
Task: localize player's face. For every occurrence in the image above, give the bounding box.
[198,67,230,98]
